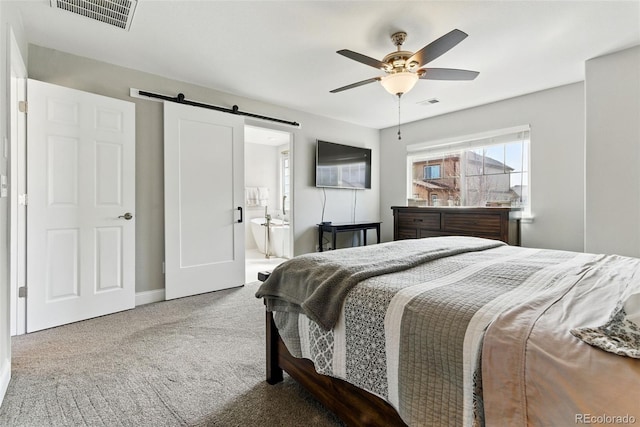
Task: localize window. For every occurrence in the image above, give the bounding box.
[424,164,441,180]
[407,127,530,212]
[317,162,367,188]
[280,150,290,214]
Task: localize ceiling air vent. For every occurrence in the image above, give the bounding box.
[417,98,440,106]
[50,0,138,31]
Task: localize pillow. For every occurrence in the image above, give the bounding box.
[570,293,640,359]
[624,292,640,325]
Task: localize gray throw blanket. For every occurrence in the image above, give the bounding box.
[255,236,504,330]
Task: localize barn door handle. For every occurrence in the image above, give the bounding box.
[237,206,243,223]
[118,212,133,220]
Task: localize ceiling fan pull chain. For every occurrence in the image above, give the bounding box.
[397,94,402,140]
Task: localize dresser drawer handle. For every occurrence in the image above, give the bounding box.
[413,218,423,222]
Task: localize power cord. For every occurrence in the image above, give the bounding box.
[321,187,327,223]
[353,189,357,222]
[320,187,330,250]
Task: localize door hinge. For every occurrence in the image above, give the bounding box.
[19,286,27,298]
[18,100,27,114]
[19,194,28,206]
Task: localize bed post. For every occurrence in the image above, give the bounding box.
[266,310,284,384]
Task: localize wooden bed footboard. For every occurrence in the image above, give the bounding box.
[265,311,407,427]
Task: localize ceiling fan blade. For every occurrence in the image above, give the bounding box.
[330,77,382,93]
[407,29,468,68]
[419,68,479,81]
[337,49,389,71]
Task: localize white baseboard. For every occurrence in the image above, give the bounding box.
[135,289,165,306]
[0,360,10,407]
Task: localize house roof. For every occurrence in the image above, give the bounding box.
[416,151,514,172]
[465,150,514,172]
[413,179,455,191]
[9,1,640,129]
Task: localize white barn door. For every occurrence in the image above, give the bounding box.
[27,80,136,333]
[163,102,245,300]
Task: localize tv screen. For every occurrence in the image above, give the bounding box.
[315,140,371,189]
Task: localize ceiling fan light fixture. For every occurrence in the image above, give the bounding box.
[380,72,419,96]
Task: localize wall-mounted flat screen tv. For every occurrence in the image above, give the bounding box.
[315,140,371,189]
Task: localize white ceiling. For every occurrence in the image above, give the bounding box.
[245,125,290,146]
[12,1,640,130]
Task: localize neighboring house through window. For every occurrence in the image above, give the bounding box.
[424,164,441,180]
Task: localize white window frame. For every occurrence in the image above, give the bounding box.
[280,149,290,214]
[406,125,532,219]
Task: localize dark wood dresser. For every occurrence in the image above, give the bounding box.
[391,206,521,246]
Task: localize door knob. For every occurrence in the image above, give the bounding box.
[118,212,133,220]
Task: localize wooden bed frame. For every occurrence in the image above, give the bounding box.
[265,311,407,426]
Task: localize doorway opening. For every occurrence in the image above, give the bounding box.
[244,125,293,283]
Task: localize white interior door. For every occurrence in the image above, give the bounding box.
[27,79,136,333]
[164,102,245,300]
[9,30,27,336]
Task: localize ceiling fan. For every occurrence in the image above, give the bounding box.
[330,29,479,96]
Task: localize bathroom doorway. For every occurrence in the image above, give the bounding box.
[244,125,293,283]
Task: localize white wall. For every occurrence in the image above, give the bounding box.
[585,46,640,257]
[28,45,380,292]
[380,83,586,251]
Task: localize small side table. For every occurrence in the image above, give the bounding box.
[317,221,381,252]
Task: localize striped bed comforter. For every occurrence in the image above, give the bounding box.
[257,237,640,426]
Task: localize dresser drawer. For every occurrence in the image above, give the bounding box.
[396,212,441,230]
[419,230,450,239]
[442,213,502,236]
[396,229,418,240]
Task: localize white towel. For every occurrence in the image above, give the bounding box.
[257,187,269,207]
[245,187,260,207]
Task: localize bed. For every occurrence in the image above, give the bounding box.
[255,236,640,426]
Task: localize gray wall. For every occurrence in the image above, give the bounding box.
[585,46,640,257]
[380,83,586,251]
[28,45,380,293]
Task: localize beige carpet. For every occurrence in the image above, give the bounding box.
[0,282,343,426]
